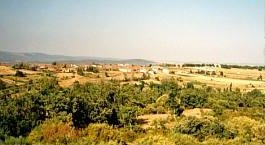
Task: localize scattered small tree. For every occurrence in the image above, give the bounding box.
[105,72,110,77]
[257,75,262,81]
[220,71,224,77]
[77,67,84,76]
[229,83,233,91]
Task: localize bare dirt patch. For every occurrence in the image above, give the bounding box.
[182,108,212,118]
[20,69,40,75]
[137,114,171,129]
[0,66,15,75]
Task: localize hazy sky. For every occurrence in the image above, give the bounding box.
[0,0,264,64]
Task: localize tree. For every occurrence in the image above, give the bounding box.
[12,62,27,69]
[87,66,99,73]
[220,71,224,77]
[166,92,183,116]
[77,67,84,76]
[107,108,119,126]
[105,72,110,77]
[0,93,46,137]
[71,97,92,128]
[229,83,233,91]
[180,89,207,109]
[166,92,178,111]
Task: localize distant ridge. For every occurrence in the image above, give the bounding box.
[0,50,155,65]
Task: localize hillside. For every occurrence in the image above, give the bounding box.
[0,50,155,65]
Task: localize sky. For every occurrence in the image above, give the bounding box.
[0,0,264,64]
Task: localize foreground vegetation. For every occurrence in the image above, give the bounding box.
[0,72,264,144]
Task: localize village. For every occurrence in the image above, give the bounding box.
[1,62,263,91]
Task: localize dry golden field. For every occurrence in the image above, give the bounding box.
[0,65,264,92]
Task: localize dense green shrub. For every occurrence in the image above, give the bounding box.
[0,75,264,144]
[3,137,29,145]
[176,117,236,141]
[0,93,46,137]
[238,89,265,108]
[180,89,207,109]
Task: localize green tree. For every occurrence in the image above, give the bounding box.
[180,89,207,109]
[166,92,183,116]
[107,108,119,126]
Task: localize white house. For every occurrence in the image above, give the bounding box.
[119,68,132,73]
[140,68,147,73]
[162,68,170,74]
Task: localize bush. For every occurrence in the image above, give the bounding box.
[141,73,150,80]
[226,116,264,142]
[169,71,175,74]
[212,106,224,116]
[118,106,138,127]
[0,79,6,90]
[87,66,99,73]
[28,118,78,144]
[82,123,137,144]
[186,82,194,89]
[142,104,167,114]
[135,134,175,145]
[3,137,29,145]
[28,65,38,71]
[240,89,265,107]
[15,70,25,77]
[176,117,236,141]
[12,62,28,69]
[220,71,224,77]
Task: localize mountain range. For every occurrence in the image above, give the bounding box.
[0,50,155,65]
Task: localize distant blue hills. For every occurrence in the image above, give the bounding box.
[0,50,155,65]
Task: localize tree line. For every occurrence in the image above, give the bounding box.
[0,76,264,144]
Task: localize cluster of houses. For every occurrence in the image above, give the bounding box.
[36,63,171,76]
[26,62,222,77]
